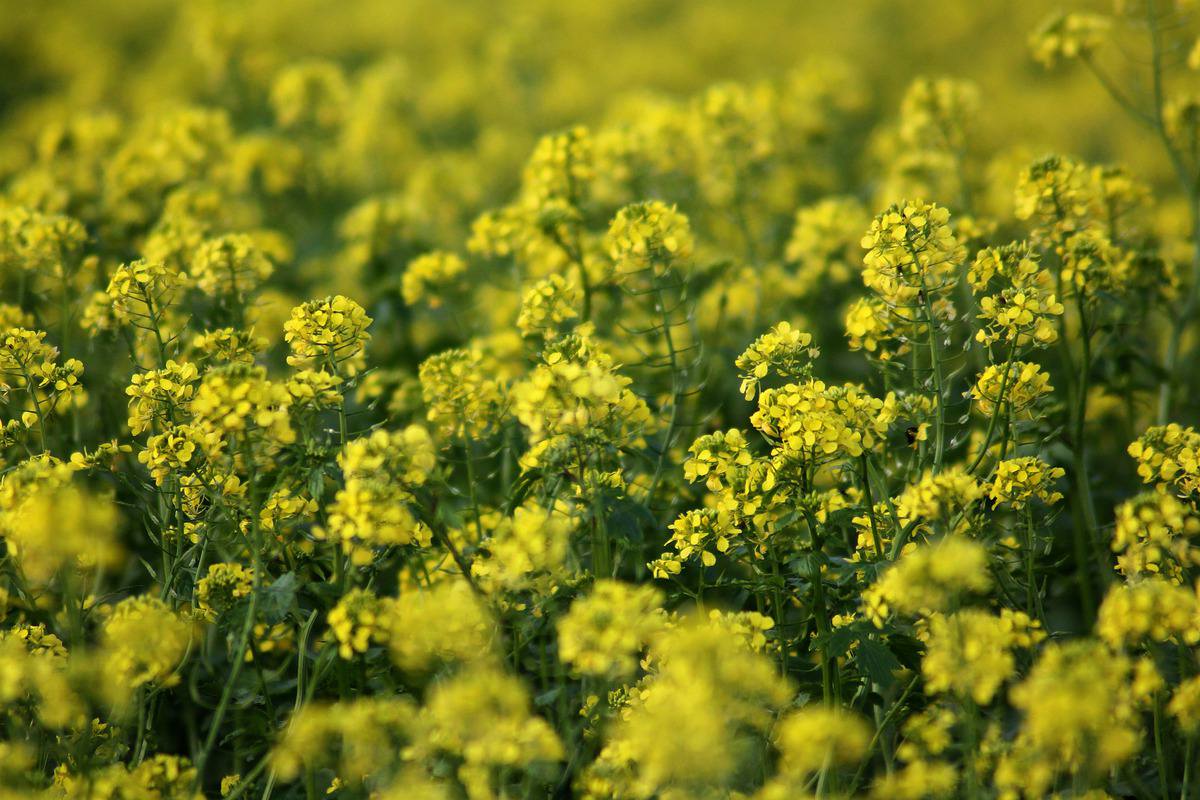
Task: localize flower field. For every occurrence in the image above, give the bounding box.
[3,1,1200,798]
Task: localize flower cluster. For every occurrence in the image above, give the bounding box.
[606,201,694,278]
[319,426,436,564]
[1,5,1199,798]
[734,321,818,400]
[284,295,373,376]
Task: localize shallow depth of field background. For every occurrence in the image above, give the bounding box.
[3,1,1200,799]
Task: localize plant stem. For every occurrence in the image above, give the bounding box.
[920,278,946,472]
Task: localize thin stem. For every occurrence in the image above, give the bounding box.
[919,278,946,472]
[194,491,264,789]
[1156,695,1172,800]
[848,675,919,794]
[967,341,1017,475]
[860,454,885,559]
[645,282,685,510]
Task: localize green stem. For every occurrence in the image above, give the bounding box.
[194,500,263,789]
[860,454,884,560]
[1183,735,1195,800]
[848,675,919,793]
[920,277,946,472]
[645,281,685,512]
[967,341,1017,474]
[1156,696,1172,800]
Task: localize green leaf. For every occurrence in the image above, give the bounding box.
[855,636,901,689]
[261,572,298,623]
[813,626,857,660]
[534,687,562,708]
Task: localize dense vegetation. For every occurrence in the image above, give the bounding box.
[1,1,1199,798]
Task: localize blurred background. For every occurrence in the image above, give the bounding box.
[0,0,1141,197]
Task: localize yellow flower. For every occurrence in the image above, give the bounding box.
[189,233,274,300]
[2,480,121,584]
[318,426,436,565]
[1096,578,1199,647]
[1030,12,1111,68]
[971,361,1053,420]
[557,581,664,678]
[735,321,818,400]
[100,595,193,694]
[328,588,391,659]
[860,200,963,302]
[606,200,694,278]
[1129,423,1200,497]
[284,295,373,377]
[195,563,255,622]
[989,456,1065,509]
[402,250,467,309]
[516,274,580,338]
[863,536,991,625]
[922,609,1043,705]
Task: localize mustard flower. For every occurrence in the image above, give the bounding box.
[844,295,905,358]
[471,501,574,595]
[0,205,87,278]
[272,697,417,784]
[750,379,880,466]
[735,321,818,400]
[606,200,694,278]
[1128,423,1200,496]
[989,456,1065,509]
[195,563,254,622]
[319,426,436,564]
[516,274,580,338]
[522,126,595,207]
[1096,578,1199,647]
[386,580,497,673]
[189,233,273,300]
[1014,155,1093,236]
[682,428,755,493]
[2,480,121,584]
[328,588,392,659]
[897,76,980,152]
[998,640,1151,798]
[1060,229,1132,298]
[922,609,1042,705]
[970,360,1053,420]
[785,196,870,290]
[125,360,199,435]
[284,295,373,377]
[1169,675,1200,734]
[861,200,963,300]
[511,351,650,449]
[138,424,203,485]
[187,364,295,456]
[970,242,1063,348]
[419,347,506,440]
[653,508,742,575]
[896,465,985,526]
[557,581,665,678]
[284,368,343,411]
[1112,489,1200,582]
[104,259,188,326]
[402,250,467,308]
[585,619,789,798]
[1030,12,1111,68]
[100,595,193,693]
[772,706,870,777]
[705,608,777,654]
[417,665,564,778]
[270,59,349,131]
[187,327,266,365]
[863,536,992,625]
